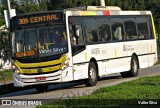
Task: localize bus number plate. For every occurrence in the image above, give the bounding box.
[36,76,46,81]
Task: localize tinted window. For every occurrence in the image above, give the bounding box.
[124,18,137,40]
[111,18,124,40]
[97,18,111,42]
[147,16,154,38]
[136,17,149,39]
[85,18,98,43]
[24,28,37,51]
[75,25,84,45]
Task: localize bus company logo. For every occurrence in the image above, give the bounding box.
[2,100,12,105]
[37,68,43,73]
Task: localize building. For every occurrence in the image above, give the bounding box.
[0,0,3,7]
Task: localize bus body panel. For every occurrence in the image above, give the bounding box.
[106,42,129,74]
[147,39,157,67]
[85,44,108,76]
[72,50,89,80]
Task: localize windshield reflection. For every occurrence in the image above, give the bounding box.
[38,25,67,57]
[12,25,67,58]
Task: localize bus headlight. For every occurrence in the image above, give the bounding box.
[61,58,70,71]
[12,65,20,75]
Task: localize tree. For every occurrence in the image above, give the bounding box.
[0,1,7,27]
[143,0,160,32]
[47,0,100,10]
[17,1,39,14]
[38,0,47,11]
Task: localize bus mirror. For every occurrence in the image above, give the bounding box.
[75,28,80,38]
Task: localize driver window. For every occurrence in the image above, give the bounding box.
[75,25,84,45]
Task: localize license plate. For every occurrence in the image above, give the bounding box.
[36,76,46,81]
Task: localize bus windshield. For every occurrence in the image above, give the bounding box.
[12,24,68,58]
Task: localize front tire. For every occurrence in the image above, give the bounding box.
[84,62,98,87]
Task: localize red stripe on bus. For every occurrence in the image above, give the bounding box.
[103,11,110,16]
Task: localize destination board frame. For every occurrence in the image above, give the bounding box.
[11,11,64,27]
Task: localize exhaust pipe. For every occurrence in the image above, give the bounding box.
[100,0,105,6]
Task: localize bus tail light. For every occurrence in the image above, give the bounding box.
[12,65,20,75]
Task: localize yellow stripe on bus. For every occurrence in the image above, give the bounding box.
[21,65,60,74]
[114,50,117,57]
[150,45,153,53]
[15,54,66,74]
[151,15,157,39]
[85,52,88,61]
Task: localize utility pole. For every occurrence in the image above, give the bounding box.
[122,0,125,10]
[7,0,12,19]
[100,0,105,6]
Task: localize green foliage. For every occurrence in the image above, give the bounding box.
[36,76,160,107]
[15,1,39,14]
[0,70,12,83]
[47,0,100,10]
[0,1,7,27]
[0,16,5,27]
[38,0,47,11]
[88,76,160,99]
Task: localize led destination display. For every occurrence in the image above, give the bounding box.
[12,12,64,26]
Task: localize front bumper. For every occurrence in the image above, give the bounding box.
[12,67,73,87]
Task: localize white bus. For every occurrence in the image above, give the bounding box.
[11,6,157,92]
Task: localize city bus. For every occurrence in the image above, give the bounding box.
[10,6,157,92]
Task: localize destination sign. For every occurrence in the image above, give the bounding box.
[12,12,64,26]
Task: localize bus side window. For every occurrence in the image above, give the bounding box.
[98,24,111,42]
[111,18,124,41]
[85,18,98,43]
[124,18,137,40]
[86,32,93,43]
[136,17,149,39]
[74,25,84,45]
[147,16,154,39]
[113,27,122,40]
[96,18,112,42]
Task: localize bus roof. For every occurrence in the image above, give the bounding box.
[67,10,152,16]
[65,6,152,16]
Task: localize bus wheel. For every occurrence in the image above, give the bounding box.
[129,55,139,77]
[35,84,48,93]
[84,62,98,87]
